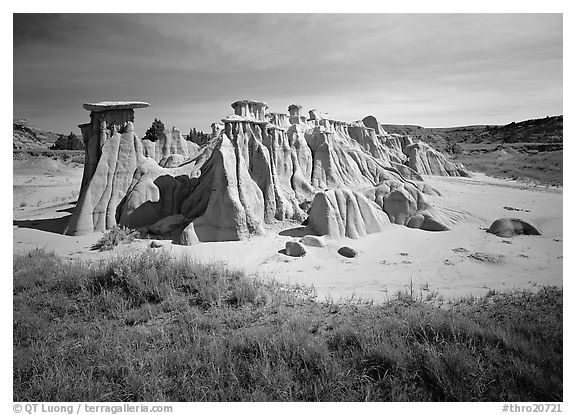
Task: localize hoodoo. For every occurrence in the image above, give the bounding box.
[65,99,470,241]
[78,101,150,195]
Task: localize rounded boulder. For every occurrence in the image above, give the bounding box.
[286,241,307,257]
[338,246,358,258]
[487,218,542,238]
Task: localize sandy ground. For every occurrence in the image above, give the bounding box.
[13,156,563,302]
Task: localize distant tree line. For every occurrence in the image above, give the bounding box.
[188,128,210,145]
[51,132,84,150]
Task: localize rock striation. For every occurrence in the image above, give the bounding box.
[66,99,468,241]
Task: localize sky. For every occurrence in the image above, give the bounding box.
[13,13,563,136]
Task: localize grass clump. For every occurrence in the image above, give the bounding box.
[13,249,562,402]
[93,226,140,251]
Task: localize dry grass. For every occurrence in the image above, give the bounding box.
[92,226,140,251]
[13,249,562,402]
[453,149,562,186]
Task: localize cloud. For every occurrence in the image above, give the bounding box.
[13,13,562,134]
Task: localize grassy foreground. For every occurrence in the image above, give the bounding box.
[13,249,562,401]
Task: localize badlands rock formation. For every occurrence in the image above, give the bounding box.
[65,99,469,242]
[308,189,390,238]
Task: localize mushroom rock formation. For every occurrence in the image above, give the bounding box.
[231,99,268,121]
[487,218,542,238]
[77,101,149,196]
[67,98,469,241]
[267,112,291,129]
[211,122,224,138]
[82,101,150,112]
[288,104,303,125]
[308,189,390,239]
[308,109,330,121]
[65,120,146,235]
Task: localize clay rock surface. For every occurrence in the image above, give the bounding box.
[65,122,145,235]
[405,142,470,177]
[142,127,192,165]
[487,218,542,238]
[308,189,390,239]
[363,180,450,231]
[68,99,467,242]
[358,115,470,178]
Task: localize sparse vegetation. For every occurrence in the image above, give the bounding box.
[13,249,562,401]
[469,252,504,263]
[93,226,140,251]
[51,132,84,150]
[383,115,563,186]
[452,148,562,186]
[187,127,211,145]
[143,118,165,142]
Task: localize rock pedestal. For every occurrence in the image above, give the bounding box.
[231,100,268,121]
[211,122,224,138]
[78,101,149,196]
[288,104,303,125]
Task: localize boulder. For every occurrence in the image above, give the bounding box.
[338,246,358,258]
[406,214,425,229]
[285,241,306,257]
[487,218,542,238]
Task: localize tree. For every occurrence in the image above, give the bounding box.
[143,118,165,142]
[51,132,84,150]
[186,127,210,145]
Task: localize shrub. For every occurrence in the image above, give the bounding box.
[92,226,140,251]
[51,132,84,150]
[187,127,211,145]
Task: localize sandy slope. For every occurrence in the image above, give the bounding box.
[13,158,562,302]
